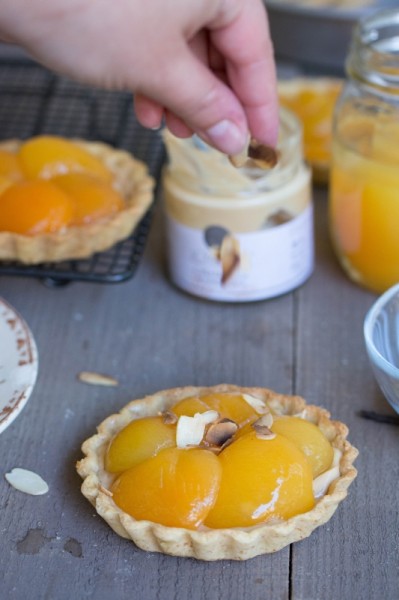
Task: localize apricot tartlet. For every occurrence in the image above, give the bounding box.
[77,384,358,560]
[0,136,154,263]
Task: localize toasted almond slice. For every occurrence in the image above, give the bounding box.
[77,371,119,387]
[5,468,49,495]
[242,393,269,415]
[313,449,342,498]
[204,419,238,447]
[253,426,276,440]
[176,410,219,449]
[162,411,178,425]
[229,138,278,170]
[99,485,114,498]
[252,416,276,440]
[248,140,278,169]
[293,409,308,419]
[253,412,274,429]
[228,143,249,168]
[219,235,240,284]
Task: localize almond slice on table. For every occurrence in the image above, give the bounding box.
[5,468,49,495]
[77,371,119,387]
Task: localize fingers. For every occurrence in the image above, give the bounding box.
[164,111,193,138]
[211,0,279,147]
[134,93,193,138]
[136,1,278,153]
[148,43,248,154]
[134,94,164,129]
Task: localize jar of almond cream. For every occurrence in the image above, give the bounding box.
[162,108,313,302]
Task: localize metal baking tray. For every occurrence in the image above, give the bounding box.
[265,0,397,73]
[0,58,165,285]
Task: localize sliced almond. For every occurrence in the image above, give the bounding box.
[242,393,269,415]
[5,468,49,495]
[229,138,278,170]
[312,449,342,498]
[162,411,178,425]
[248,140,278,169]
[219,235,240,284]
[77,371,119,387]
[99,485,114,498]
[293,409,307,419]
[253,412,274,429]
[176,410,219,449]
[228,137,250,168]
[204,418,238,448]
[252,415,276,440]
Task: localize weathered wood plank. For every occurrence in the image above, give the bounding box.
[1,188,398,600]
[0,206,294,600]
[292,191,399,600]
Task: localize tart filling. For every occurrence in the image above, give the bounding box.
[0,137,154,263]
[77,384,358,560]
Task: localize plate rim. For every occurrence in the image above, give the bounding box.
[0,297,39,434]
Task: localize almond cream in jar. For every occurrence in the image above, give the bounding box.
[163,109,313,302]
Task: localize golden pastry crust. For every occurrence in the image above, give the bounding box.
[0,139,154,264]
[76,384,358,561]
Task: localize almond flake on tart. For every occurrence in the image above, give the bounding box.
[76,384,358,561]
[0,138,154,264]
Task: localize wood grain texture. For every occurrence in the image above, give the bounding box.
[0,190,397,600]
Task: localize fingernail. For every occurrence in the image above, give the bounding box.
[201,120,246,155]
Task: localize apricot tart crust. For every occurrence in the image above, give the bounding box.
[0,137,154,263]
[76,384,358,561]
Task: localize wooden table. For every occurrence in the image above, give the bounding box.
[0,180,398,599]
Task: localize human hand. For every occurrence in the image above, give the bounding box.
[0,0,278,155]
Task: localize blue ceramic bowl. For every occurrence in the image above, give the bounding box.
[364,283,399,414]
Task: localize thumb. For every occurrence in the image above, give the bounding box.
[147,47,249,155]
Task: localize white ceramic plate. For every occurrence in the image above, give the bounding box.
[0,298,39,434]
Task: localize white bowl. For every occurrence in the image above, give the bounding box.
[364,283,399,414]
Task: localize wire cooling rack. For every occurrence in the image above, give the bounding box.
[0,57,165,284]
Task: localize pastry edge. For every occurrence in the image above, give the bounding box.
[76,384,358,561]
[0,139,155,263]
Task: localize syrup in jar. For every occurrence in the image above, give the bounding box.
[329,9,399,293]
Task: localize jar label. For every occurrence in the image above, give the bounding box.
[166,204,314,301]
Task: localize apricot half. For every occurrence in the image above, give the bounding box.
[201,393,259,426]
[19,135,112,182]
[53,172,124,225]
[105,416,176,473]
[0,180,73,235]
[111,447,222,529]
[0,149,23,182]
[271,416,334,477]
[204,431,315,528]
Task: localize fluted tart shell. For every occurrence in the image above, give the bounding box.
[76,384,358,561]
[0,139,154,264]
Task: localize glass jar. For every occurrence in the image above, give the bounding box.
[162,108,313,302]
[329,9,399,294]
